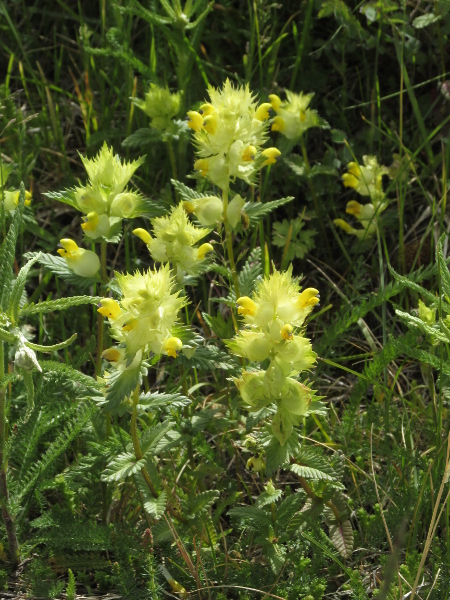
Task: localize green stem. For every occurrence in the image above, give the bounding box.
[95,242,108,376]
[0,342,19,567]
[167,139,178,180]
[222,189,241,299]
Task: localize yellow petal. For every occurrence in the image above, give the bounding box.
[281,324,294,340]
[199,103,215,116]
[101,347,122,362]
[271,116,285,132]
[59,238,79,253]
[298,288,320,309]
[133,228,152,245]
[98,298,122,319]
[242,145,256,162]
[187,110,204,132]
[194,158,209,177]
[203,113,217,134]
[261,147,281,165]
[164,336,183,358]
[197,242,214,259]
[345,200,362,216]
[255,102,272,121]
[236,296,257,316]
[269,94,282,112]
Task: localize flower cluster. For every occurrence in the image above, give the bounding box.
[98,265,186,364]
[57,238,100,277]
[69,143,145,240]
[133,204,214,278]
[226,267,319,445]
[334,155,389,239]
[132,84,181,132]
[187,79,280,190]
[269,91,322,140]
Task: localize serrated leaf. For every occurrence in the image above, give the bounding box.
[275,492,305,523]
[328,519,353,558]
[309,164,338,178]
[171,179,214,202]
[284,154,305,177]
[331,129,347,143]
[0,184,26,310]
[9,253,42,322]
[141,421,174,455]
[202,310,235,339]
[101,453,145,482]
[228,506,272,528]
[179,345,239,371]
[144,490,167,518]
[138,390,190,411]
[122,127,162,148]
[289,464,334,482]
[24,252,99,290]
[103,361,147,412]
[245,196,294,226]
[20,295,101,317]
[188,490,220,516]
[262,429,301,474]
[255,489,283,508]
[238,247,262,297]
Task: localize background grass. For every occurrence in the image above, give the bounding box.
[1,0,450,598]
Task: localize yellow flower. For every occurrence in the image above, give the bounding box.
[261,147,281,166]
[342,156,388,204]
[188,79,272,189]
[133,204,213,276]
[103,265,186,359]
[269,91,323,139]
[57,239,100,277]
[3,190,32,212]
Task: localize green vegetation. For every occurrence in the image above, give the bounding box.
[0,0,449,598]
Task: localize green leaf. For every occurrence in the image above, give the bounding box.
[309,164,338,178]
[272,218,316,262]
[0,183,26,311]
[275,493,305,524]
[228,506,272,528]
[202,310,235,339]
[20,295,101,317]
[9,253,42,323]
[179,345,239,371]
[138,391,190,411]
[395,310,448,343]
[238,247,262,297]
[262,428,301,475]
[103,361,148,412]
[24,252,99,290]
[255,489,283,508]
[27,333,78,353]
[170,179,214,202]
[101,452,145,482]
[328,519,354,559]
[412,13,441,28]
[331,129,347,143]
[122,127,162,148]
[245,197,294,227]
[143,490,167,518]
[283,154,305,178]
[187,490,220,517]
[141,421,174,455]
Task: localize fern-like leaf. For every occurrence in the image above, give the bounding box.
[101,453,145,482]
[20,295,101,317]
[0,184,26,310]
[245,196,294,226]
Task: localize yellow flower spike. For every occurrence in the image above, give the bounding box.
[133,228,152,245]
[199,103,215,116]
[262,147,281,166]
[236,296,257,316]
[298,288,320,309]
[203,113,218,134]
[101,347,122,362]
[242,145,257,162]
[269,94,282,112]
[57,238,79,256]
[182,200,196,214]
[194,158,209,177]
[197,242,214,259]
[345,200,362,217]
[98,298,122,320]
[281,324,294,340]
[81,211,99,232]
[271,116,285,132]
[186,110,204,132]
[163,336,183,358]
[255,102,272,121]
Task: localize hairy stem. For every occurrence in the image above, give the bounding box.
[0,342,19,567]
[222,189,241,299]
